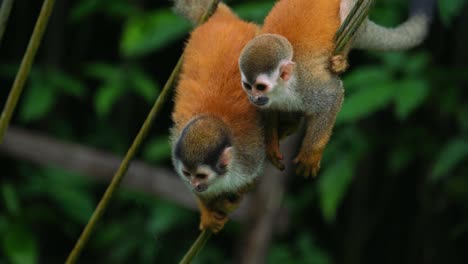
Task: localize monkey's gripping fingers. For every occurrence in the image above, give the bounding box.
[199,209,228,233]
[267,142,285,171]
[330,55,349,75]
[293,151,323,178]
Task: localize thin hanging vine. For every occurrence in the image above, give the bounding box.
[64,1,220,263]
[0,0,55,143]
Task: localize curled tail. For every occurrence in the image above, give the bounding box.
[353,0,435,51]
[173,0,219,24]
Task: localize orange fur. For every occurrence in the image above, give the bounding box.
[262,0,341,60]
[173,4,260,141]
[172,4,261,232]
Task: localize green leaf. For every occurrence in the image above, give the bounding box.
[342,66,392,91]
[267,244,295,264]
[388,145,415,174]
[147,205,183,234]
[143,136,171,163]
[297,235,331,264]
[337,83,395,123]
[2,223,38,264]
[69,0,101,22]
[120,9,190,57]
[85,63,120,81]
[458,105,468,132]
[2,183,20,215]
[52,188,94,224]
[234,2,275,23]
[49,69,86,98]
[438,0,466,26]
[404,53,429,75]
[394,78,429,120]
[95,81,124,117]
[19,78,56,123]
[431,138,468,181]
[105,1,139,18]
[130,67,159,102]
[318,157,355,222]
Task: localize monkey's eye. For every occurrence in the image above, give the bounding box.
[256,84,267,91]
[195,173,207,180]
[182,170,190,177]
[243,82,252,90]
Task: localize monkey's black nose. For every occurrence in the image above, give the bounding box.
[195,184,208,193]
[252,96,269,106]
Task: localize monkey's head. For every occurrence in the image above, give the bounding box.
[239,34,295,108]
[173,115,234,195]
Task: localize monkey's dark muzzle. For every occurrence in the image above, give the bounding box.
[195,184,208,193]
[250,96,269,106]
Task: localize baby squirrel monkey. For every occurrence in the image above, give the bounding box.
[239,0,434,177]
[171,0,263,233]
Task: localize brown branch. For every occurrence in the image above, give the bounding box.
[238,134,299,264]
[0,126,254,220]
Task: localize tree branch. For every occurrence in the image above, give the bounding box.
[0,126,254,220]
[238,134,299,264]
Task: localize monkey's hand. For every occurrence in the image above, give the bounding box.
[267,140,285,171]
[197,193,243,233]
[293,150,323,178]
[199,209,228,233]
[330,55,348,75]
[265,111,285,171]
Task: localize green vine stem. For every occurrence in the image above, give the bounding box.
[179,230,213,264]
[0,0,15,44]
[0,0,55,143]
[65,1,220,263]
[334,0,373,54]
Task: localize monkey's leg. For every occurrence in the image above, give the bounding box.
[196,196,229,233]
[294,82,344,178]
[265,111,285,171]
[196,193,244,233]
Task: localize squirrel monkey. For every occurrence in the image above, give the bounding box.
[171,0,263,233]
[238,0,434,177]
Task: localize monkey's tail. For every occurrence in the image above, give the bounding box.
[353,0,435,51]
[173,0,219,24]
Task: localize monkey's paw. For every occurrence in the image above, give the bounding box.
[199,210,228,233]
[330,55,348,75]
[293,152,322,178]
[267,143,285,171]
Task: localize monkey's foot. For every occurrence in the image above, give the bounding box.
[199,210,228,233]
[293,152,322,178]
[330,55,348,75]
[267,143,285,171]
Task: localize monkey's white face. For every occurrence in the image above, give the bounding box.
[241,73,279,108]
[175,163,220,193]
[240,59,295,109]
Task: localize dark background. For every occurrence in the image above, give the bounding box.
[0,0,467,263]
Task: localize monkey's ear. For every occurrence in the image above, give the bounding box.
[218,146,233,168]
[280,61,295,81]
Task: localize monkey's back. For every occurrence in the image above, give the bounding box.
[173,4,261,144]
[262,0,341,60]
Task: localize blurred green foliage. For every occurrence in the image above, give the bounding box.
[0,0,467,263]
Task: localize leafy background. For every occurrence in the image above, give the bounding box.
[0,0,467,263]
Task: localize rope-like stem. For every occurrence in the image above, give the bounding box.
[334,0,373,54]
[0,0,15,44]
[0,0,55,143]
[179,230,213,264]
[65,55,184,264]
[65,1,220,263]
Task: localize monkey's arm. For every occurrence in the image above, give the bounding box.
[196,192,244,233]
[294,82,344,177]
[265,111,285,171]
